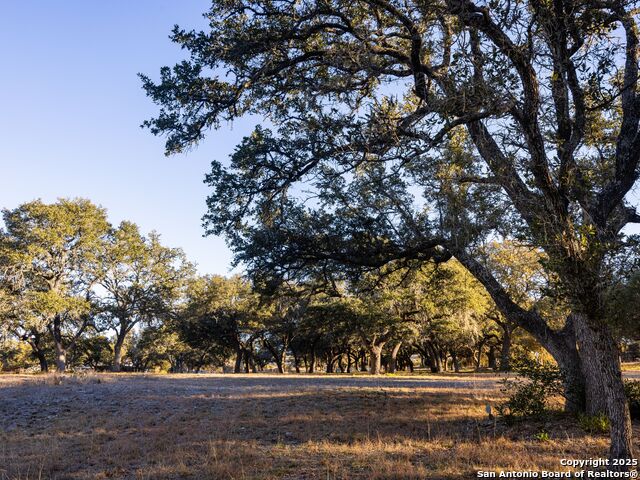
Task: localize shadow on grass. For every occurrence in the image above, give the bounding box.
[0,374,621,480]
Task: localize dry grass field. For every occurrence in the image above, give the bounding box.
[0,372,637,480]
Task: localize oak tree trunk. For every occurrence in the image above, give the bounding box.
[500,326,512,372]
[234,349,243,373]
[37,352,49,373]
[488,345,497,370]
[54,342,66,373]
[389,342,402,374]
[112,332,127,372]
[368,343,384,375]
[452,352,461,373]
[573,313,633,464]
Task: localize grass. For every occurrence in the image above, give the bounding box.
[0,372,635,479]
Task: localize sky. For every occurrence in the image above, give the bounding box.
[0,1,256,275]
[1,2,638,276]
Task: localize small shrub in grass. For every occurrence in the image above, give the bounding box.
[623,379,640,419]
[497,356,564,420]
[577,413,610,434]
[534,431,550,442]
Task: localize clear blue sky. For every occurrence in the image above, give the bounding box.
[1,2,637,276]
[0,1,256,275]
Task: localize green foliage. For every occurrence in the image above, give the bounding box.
[0,199,111,370]
[96,221,194,369]
[534,431,550,442]
[70,335,113,370]
[577,413,610,434]
[497,356,564,419]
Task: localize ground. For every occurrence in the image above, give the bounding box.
[0,372,637,480]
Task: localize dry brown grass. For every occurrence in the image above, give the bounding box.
[0,373,635,479]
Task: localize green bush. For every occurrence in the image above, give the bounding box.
[624,379,640,419]
[497,356,564,419]
[534,431,550,442]
[577,413,610,433]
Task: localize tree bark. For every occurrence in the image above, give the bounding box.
[451,352,461,373]
[111,331,127,372]
[234,349,243,373]
[487,345,497,370]
[499,324,513,372]
[368,343,385,375]
[54,342,66,373]
[309,346,316,373]
[475,339,485,370]
[278,349,287,374]
[573,317,608,415]
[326,352,335,373]
[37,351,49,373]
[293,354,301,373]
[26,332,49,373]
[428,343,442,373]
[389,341,402,373]
[573,313,633,464]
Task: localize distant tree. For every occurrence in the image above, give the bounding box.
[0,321,33,372]
[405,260,489,372]
[179,275,264,373]
[0,199,109,372]
[96,221,194,371]
[126,325,217,373]
[259,289,310,373]
[69,334,113,370]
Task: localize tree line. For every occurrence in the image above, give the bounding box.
[1,198,559,376]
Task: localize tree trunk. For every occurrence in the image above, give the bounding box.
[309,347,316,373]
[475,340,484,370]
[499,325,512,372]
[427,343,441,373]
[573,313,633,464]
[368,343,385,375]
[278,350,286,374]
[37,351,49,373]
[452,352,460,373]
[389,341,402,373]
[111,332,126,372]
[234,349,243,373]
[293,354,301,373]
[487,345,497,370]
[54,342,66,373]
[50,315,66,373]
[27,336,49,373]
[573,317,608,415]
[326,353,335,373]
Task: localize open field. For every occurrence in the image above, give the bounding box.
[0,373,637,480]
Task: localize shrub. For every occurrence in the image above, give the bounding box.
[534,431,550,442]
[577,413,610,433]
[623,379,640,420]
[497,356,564,419]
